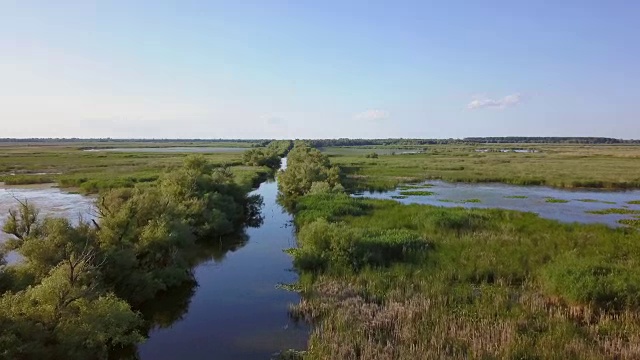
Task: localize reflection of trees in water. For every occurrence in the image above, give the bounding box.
[112,203,266,359]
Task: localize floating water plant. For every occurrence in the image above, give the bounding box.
[587,208,640,215]
[545,198,569,203]
[399,190,436,196]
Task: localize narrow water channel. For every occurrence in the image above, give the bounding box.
[138,160,307,359]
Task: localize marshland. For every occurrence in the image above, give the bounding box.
[1,139,640,359]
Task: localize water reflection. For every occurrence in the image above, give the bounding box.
[138,176,307,359]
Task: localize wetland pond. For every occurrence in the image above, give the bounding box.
[354,180,640,227]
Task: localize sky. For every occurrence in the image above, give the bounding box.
[1,1,639,139]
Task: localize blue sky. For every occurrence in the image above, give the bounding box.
[1,1,638,139]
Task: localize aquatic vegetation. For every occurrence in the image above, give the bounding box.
[587,208,640,215]
[391,195,408,199]
[545,198,569,203]
[504,195,528,199]
[575,198,617,204]
[618,218,640,228]
[627,200,640,205]
[398,190,435,196]
[460,198,481,203]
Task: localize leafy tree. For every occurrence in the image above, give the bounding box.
[278,143,341,201]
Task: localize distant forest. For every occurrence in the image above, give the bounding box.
[1,137,638,145]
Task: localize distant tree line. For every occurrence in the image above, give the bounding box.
[2,137,638,146]
[305,137,640,147]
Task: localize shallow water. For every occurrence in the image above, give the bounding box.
[355,180,640,227]
[85,147,248,153]
[0,184,96,263]
[139,161,307,359]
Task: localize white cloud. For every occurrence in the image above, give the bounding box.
[354,109,390,121]
[467,93,522,110]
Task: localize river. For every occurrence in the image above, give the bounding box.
[138,159,308,359]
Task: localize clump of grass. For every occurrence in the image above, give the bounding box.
[460,198,481,203]
[587,208,640,215]
[545,198,569,203]
[391,195,408,199]
[618,218,640,228]
[397,183,434,190]
[399,190,435,196]
[1,174,56,185]
[438,199,455,203]
[504,195,527,199]
[575,198,617,204]
[627,200,640,205]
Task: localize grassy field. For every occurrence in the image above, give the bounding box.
[325,144,640,191]
[288,193,640,359]
[280,142,640,359]
[0,142,269,193]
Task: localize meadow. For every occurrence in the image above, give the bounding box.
[279,142,640,359]
[326,144,640,191]
[0,141,268,193]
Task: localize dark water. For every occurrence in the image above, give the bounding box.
[85,147,248,153]
[138,166,307,359]
[355,180,640,227]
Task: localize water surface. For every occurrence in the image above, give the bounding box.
[0,184,95,262]
[355,180,640,227]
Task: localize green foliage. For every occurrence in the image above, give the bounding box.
[291,219,427,272]
[242,148,281,169]
[0,155,262,356]
[294,193,369,227]
[288,177,640,358]
[364,152,379,159]
[541,254,640,309]
[278,143,341,201]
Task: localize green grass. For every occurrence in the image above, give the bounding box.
[627,200,640,205]
[504,195,528,199]
[586,208,640,215]
[575,198,617,204]
[545,198,569,203]
[331,144,640,191]
[0,142,269,193]
[398,190,435,196]
[618,218,640,228]
[289,192,640,358]
[0,174,56,185]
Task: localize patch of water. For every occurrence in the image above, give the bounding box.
[355,180,640,227]
[0,184,95,263]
